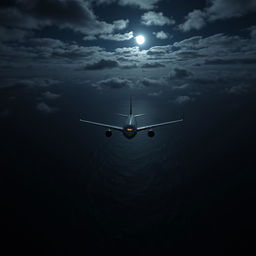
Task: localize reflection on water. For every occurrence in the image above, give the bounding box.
[86,127,181,241]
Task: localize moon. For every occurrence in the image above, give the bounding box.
[135,35,145,45]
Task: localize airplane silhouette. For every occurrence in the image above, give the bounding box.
[80,97,183,139]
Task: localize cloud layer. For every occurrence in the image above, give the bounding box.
[141,11,175,26]
[179,0,256,32]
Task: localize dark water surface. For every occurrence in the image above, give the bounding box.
[1,85,256,254]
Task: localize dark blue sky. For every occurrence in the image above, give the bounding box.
[1,0,256,254]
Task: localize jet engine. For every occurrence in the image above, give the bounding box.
[105,129,112,137]
[148,129,155,137]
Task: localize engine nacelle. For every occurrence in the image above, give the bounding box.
[105,129,112,137]
[148,130,155,137]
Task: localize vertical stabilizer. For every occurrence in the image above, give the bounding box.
[130,96,132,115]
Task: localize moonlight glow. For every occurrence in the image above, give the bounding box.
[135,35,145,45]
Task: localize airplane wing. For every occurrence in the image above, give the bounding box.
[80,118,123,131]
[137,119,183,131]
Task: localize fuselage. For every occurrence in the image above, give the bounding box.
[123,114,137,139]
[80,97,183,139]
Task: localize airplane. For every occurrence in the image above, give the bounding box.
[80,97,183,139]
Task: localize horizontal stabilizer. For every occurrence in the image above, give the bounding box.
[134,114,145,117]
[117,113,129,117]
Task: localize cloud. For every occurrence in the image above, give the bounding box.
[8,38,105,59]
[153,31,169,39]
[112,19,129,30]
[171,33,256,66]
[83,59,119,70]
[146,45,172,56]
[137,77,165,87]
[141,62,165,68]
[1,29,256,99]
[179,0,256,32]
[118,0,161,9]
[0,109,11,118]
[204,58,256,65]
[174,96,192,104]
[207,0,256,21]
[93,77,134,89]
[83,35,97,41]
[42,91,60,100]
[0,26,31,42]
[172,84,190,90]
[141,11,175,26]
[0,1,129,36]
[250,26,256,39]
[94,0,161,10]
[0,78,61,89]
[27,38,65,48]
[92,0,161,9]
[226,83,251,95]
[148,91,162,97]
[178,10,207,32]
[99,31,133,41]
[119,63,138,69]
[36,102,58,113]
[169,68,193,79]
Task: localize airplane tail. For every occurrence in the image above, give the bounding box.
[130,96,132,115]
[129,97,145,117]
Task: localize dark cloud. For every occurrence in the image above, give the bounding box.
[41,91,60,100]
[172,33,256,65]
[0,26,31,42]
[174,50,205,60]
[93,77,133,89]
[207,0,256,21]
[169,68,193,79]
[226,83,252,94]
[204,58,256,65]
[0,0,129,36]
[83,59,119,70]
[172,83,190,90]
[36,102,58,113]
[173,36,202,48]
[93,0,161,10]
[0,78,61,89]
[141,62,165,68]
[1,25,255,101]
[119,0,161,9]
[141,11,175,26]
[119,63,138,69]
[0,109,11,118]
[179,0,256,32]
[1,38,105,60]
[137,77,166,87]
[27,38,65,48]
[250,26,256,38]
[148,90,162,97]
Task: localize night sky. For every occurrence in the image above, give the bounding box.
[1,0,256,255]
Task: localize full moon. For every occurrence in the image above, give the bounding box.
[135,35,145,45]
